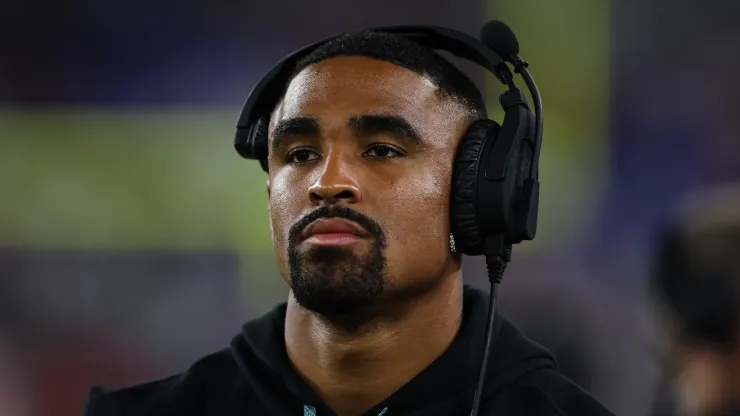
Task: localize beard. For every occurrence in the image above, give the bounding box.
[287,206,387,316]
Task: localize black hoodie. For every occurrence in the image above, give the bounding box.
[84,285,615,415]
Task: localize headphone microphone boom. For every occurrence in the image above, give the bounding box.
[480,20,544,180]
[233,20,543,416]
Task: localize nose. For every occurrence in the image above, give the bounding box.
[308,155,362,206]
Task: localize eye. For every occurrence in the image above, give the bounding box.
[285,148,319,164]
[363,144,404,159]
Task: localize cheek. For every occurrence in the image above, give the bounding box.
[381,158,453,268]
[268,197,287,271]
[268,173,303,250]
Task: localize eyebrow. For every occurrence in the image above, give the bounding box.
[270,117,320,153]
[269,114,424,154]
[349,114,423,147]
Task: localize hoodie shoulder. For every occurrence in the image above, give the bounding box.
[83,348,241,416]
[83,374,184,416]
[511,368,615,416]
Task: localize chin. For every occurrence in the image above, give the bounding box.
[290,271,383,315]
[287,237,388,316]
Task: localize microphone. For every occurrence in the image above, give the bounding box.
[480,20,520,59]
[480,20,544,180]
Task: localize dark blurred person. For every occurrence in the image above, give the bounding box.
[84,27,613,416]
[650,184,740,416]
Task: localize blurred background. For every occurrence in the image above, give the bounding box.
[1,0,739,415]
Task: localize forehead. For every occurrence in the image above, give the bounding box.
[272,56,468,130]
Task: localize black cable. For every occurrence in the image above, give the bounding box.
[469,258,507,416]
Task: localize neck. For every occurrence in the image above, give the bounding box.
[284,273,464,416]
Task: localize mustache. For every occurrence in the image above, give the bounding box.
[288,206,385,245]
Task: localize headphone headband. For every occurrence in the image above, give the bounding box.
[234,25,514,159]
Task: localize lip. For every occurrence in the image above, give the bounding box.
[301,218,369,246]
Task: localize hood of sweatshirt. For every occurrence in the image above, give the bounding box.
[230,285,557,416]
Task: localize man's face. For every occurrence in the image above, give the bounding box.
[267,56,471,316]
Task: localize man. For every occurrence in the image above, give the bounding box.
[650,184,740,416]
[84,30,614,415]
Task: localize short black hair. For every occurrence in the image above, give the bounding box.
[288,30,487,119]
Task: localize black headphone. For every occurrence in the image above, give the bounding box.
[233,21,544,416]
[234,21,542,263]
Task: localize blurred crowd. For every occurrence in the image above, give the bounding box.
[1,0,739,415]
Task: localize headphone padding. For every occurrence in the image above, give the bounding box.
[450,119,499,256]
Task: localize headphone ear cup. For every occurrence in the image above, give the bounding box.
[450,119,500,256]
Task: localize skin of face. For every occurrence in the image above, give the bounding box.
[267,55,473,318]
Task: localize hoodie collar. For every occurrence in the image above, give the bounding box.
[231,285,556,415]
